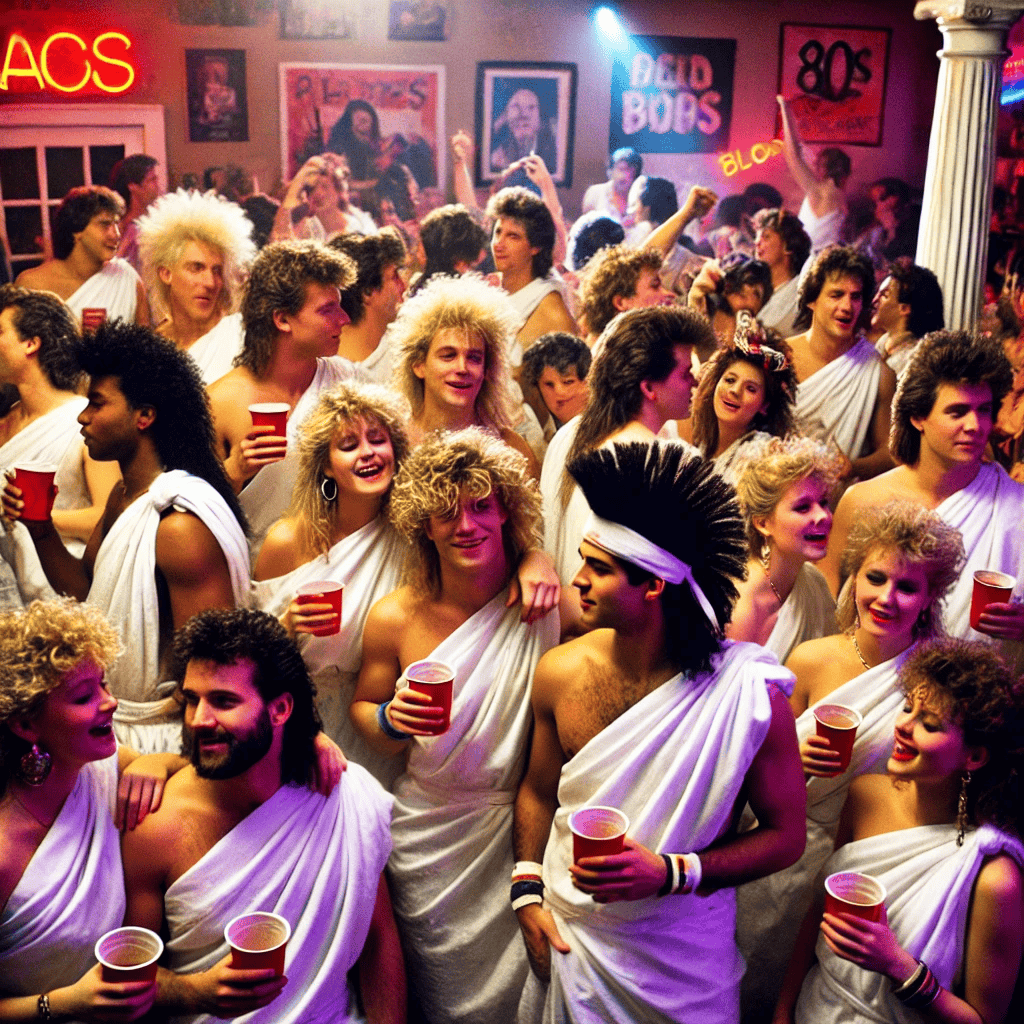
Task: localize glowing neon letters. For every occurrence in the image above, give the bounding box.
[1,30,135,94]
[718,139,784,177]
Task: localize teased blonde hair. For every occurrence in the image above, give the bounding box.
[390,273,519,432]
[388,427,542,597]
[138,188,257,321]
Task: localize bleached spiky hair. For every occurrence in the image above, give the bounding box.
[390,273,520,432]
[388,427,542,597]
[138,188,257,320]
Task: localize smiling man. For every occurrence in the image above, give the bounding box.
[822,331,1024,652]
[207,240,360,559]
[137,188,257,384]
[790,245,896,480]
[350,428,559,1024]
[521,332,591,434]
[16,186,149,326]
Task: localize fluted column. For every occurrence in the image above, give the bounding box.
[915,2,1022,329]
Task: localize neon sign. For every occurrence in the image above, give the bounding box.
[1,31,135,94]
[718,139,784,177]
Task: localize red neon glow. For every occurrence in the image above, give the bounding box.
[1,30,134,94]
[718,139,784,177]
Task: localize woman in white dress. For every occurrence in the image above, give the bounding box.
[728,436,841,662]
[776,638,1024,1024]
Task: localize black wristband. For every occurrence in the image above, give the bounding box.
[657,853,673,897]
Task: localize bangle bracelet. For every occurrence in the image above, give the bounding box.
[893,960,926,996]
[376,700,413,740]
[37,993,52,1021]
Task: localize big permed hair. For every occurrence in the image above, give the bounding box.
[753,208,812,279]
[835,500,964,638]
[391,273,519,432]
[735,436,843,556]
[0,285,82,391]
[388,427,543,598]
[76,321,247,533]
[569,442,747,674]
[238,241,356,375]
[795,245,874,333]
[899,639,1024,837]
[171,608,320,788]
[579,245,664,337]
[486,187,556,279]
[138,189,257,321]
[889,330,1013,466]
[329,228,407,322]
[520,332,591,389]
[53,186,124,261]
[109,154,157,206]
[690,331,798,459]
[0,599,121,796]
[412,205,489,296]
[887,260,944,340]
[289,381,411,557]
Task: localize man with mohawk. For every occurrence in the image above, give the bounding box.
[513,441,807,1024]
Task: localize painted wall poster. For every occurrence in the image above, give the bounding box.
[777,24,890,146]
[609,35,735,154]
[475,61,577,187]
[186,49,248,143]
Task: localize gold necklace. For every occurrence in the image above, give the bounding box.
[763,562,782,605]
[850,630,871,671]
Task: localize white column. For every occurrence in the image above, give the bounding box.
[915,1,1022,330]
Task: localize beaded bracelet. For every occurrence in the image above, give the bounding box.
[37,994,52,1021]
[377,700,413,740]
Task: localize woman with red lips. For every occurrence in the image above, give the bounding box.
[737,501,965,1021]
[0,600,179,1023]
[728,436,842,662]
[776,639,1024,1024]
[687,311,798,486]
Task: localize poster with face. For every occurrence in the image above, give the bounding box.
[279,62,445,214]
[186,49,248,143]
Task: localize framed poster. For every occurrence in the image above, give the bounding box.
[388,2,449,41]
[280,0,357,40]
[475,61,577,188]
[186,49,248,143]
[777,24,891,146]
[279,63,445,192]
[609,35,735,155]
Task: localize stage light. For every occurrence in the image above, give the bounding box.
[593,6,627,48]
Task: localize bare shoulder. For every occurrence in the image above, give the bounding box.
[255,516,305,580]
[366,586,419,634]
[207,365,255,405]
[14,262,56,290]
[156,509,229,580]
[499,428,540,477]
[534,630,611,693]
[974,852,1024,906]
[841,467,910,509]
[787,633,845,673]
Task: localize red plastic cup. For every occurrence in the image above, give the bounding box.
[813,703,862,776]
[81,307,106,333]
[225,912,290,974]
[95,926,163,982]
[970,570,1015,629]
[569,806,629,863]
[295,580,343,636]
[404,659,454,735]
[12,462,58,521]
[249,403,289,437]
[824,871,886,922]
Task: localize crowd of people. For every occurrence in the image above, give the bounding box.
[1,121,1023,1024]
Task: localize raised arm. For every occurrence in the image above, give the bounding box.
[777,95,820,199]
[644,186,718,258]
[451,131,482,214]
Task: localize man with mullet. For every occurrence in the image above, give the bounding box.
[514,442,805,1024]
[823,330,1024,651]
[350,428,559,1024]
[207,240,360,558]
[138,188,257,384]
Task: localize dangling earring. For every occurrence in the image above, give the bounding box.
[956,769,972,846]
[320,476,338,502]
[915,607,930,637]
[759,537,771,575]
[18,742,51,786]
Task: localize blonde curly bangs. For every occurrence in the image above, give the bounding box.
[0,599,122,725]
[735,435,844,555]
[138,189,257,321]
[835,500,965,636]
[289,382,412,556]
[390,273,520,432]
[388,427,543,596]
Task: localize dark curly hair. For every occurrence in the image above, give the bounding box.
[76,321,247,533]
[0,285,82,391]
[412,204,489,296]
[795,245,875,333]
[887,259,945,340]
[753,208,812,280]
[486,187,556,279]
[899,638,1024,837]
[569,442,748,674]
[171,608,321,787]
[890,330,1014,466]
[329,228,407,323]
[53,186,124,261]
[520,332,591,389]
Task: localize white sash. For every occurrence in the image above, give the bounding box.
[186,312,245,385]
[66,258,140,323]
[765,563,837,665]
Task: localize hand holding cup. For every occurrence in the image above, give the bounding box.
[800,733,842,778]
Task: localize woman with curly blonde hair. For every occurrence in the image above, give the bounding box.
[738,501,965,1021]
[728,436,842,660]
[0,600,178,1022]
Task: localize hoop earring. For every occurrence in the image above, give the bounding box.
[956,769,971,847]
[18,742,51,786]
[320,476,338,503]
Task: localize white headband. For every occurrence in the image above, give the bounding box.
[582,512,720,630]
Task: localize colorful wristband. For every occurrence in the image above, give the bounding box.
[377,700,413,740]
